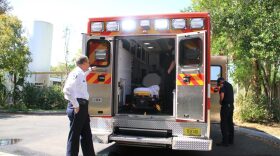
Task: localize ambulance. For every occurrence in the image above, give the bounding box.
[82,12,226,151]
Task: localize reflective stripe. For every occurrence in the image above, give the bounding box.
[86,73,111,84]
[177,74,204,86]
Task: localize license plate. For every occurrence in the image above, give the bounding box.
[183,128,201,136]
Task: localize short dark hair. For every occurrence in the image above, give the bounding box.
[217,77,225,84]
[76,55,88,65]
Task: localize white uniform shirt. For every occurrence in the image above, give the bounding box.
[63,67,91,108]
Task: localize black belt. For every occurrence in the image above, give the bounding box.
[77,98,88,105]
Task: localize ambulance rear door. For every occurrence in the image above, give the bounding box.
[176,31,206,122]
[210,56,227,122]
[84,35,114,117]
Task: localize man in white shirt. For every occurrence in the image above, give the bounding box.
[63,55,95,156]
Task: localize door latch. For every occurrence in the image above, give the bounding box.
[98,75,105,82]
[183,76,191,83]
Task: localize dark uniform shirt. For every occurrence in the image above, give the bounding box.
[219,81,234,106]
[160,51,174,70]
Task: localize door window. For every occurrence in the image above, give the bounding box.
[211,65,222,81]
[86,39,110,67]
[179,38,202,66]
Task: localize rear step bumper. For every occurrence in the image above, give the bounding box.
[110,134,172,145]
[115,127,171,138]
[109,134,212,151]
[172,136,212,151]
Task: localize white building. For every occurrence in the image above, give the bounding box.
[26,21,53,85]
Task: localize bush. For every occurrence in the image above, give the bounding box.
[3,102,28,112]
[235,92,273,123]
[42,85,67,110]
[22,83,43,109]
[22,83,67,110]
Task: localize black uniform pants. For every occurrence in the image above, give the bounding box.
[164,73,175,113]
[220,104,234,144]
[66,99,95,156]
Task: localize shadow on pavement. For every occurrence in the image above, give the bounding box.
[0,113,22,120]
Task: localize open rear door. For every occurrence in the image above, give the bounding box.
[176,31,206,121]
[210,56,227,122]
[84,35,114,117]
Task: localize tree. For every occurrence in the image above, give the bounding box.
[191,0,280,121]
[50,49,81,80]
[0,14,31,104]
[0,0,11,14]
[50,48,81,86]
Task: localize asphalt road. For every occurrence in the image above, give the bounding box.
[0,113,279,156]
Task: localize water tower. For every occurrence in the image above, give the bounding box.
[27,21,53,85]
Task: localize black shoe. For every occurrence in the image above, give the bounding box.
[216,142,229,147]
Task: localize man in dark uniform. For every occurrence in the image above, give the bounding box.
[63,55,95,156]
[216,77,234,147]
[160,39,175,114]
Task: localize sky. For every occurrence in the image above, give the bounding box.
[9,0,192,66]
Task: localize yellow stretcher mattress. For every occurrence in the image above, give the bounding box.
[133,85,159,97]
[134,91,151,97]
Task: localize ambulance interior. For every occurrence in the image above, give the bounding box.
[116,36,176,115]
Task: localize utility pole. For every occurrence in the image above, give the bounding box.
[63,27,71,75]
